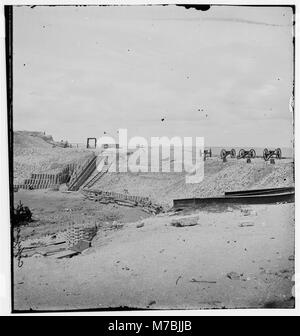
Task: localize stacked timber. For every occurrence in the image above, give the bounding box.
[82,189,164,214]
[13,164,75,190]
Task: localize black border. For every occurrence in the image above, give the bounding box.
[5,4,14,314]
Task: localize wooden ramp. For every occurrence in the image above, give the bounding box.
[67,154,97,191]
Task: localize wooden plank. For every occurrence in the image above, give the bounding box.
[70,240,91,253]
[225,187,295,197]
[55,250,80,259]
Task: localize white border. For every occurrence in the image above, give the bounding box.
[0,0,298,316]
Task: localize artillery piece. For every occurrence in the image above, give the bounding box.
[203,148,212,161]
[237,148,256,163]
[220,148,236,162]
[263,148,281,164]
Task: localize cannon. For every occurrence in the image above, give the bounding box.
[220,148,236,162]
[237,148,256,163]
[204,148,212,157]
[263,148,281,162]
[238,148,256,159]
[203,148,212,161]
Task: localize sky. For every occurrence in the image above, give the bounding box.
[13,5,294,147]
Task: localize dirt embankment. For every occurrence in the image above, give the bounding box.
[13,133,294,205]
[91,158,294,206]
[13,131,92,183]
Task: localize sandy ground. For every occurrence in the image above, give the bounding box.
[13,200,295,311]
[13,190,151,240]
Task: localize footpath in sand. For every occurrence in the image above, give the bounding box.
[14,202,294,310]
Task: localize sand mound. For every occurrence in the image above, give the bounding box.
[14,131,53,153]
[13,131,91,183]
[13,133,294,205]
[92,158,294,206]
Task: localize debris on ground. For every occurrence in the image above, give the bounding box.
[171,216,199,227]
[12,201,33,227]
[176,275,182,285]
[82,189,164,214]
[189,278,217,284]
[70,239,91,253]
[239,221,255,227]
[241,209,257,216]
[226,271,243,280]
[15,224,97,259]
[54,250,80,259]
[147,300,156,308]
[111,222,124,230]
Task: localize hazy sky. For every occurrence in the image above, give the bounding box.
[13,5,294,147]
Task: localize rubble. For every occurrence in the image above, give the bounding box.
[82,189,164,214]
[54,250,80,259]
[171,216,199,227]
[239,221,255,227]
[226,272,243,280]
[189,278,217,284]
[241,209,257,216]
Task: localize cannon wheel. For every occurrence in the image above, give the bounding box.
[220,149,226,159]
[263,148,269,161]
[230,148,236,158]
[238,149,245,158]
[276,148,282,159]
[250,149,256,159]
